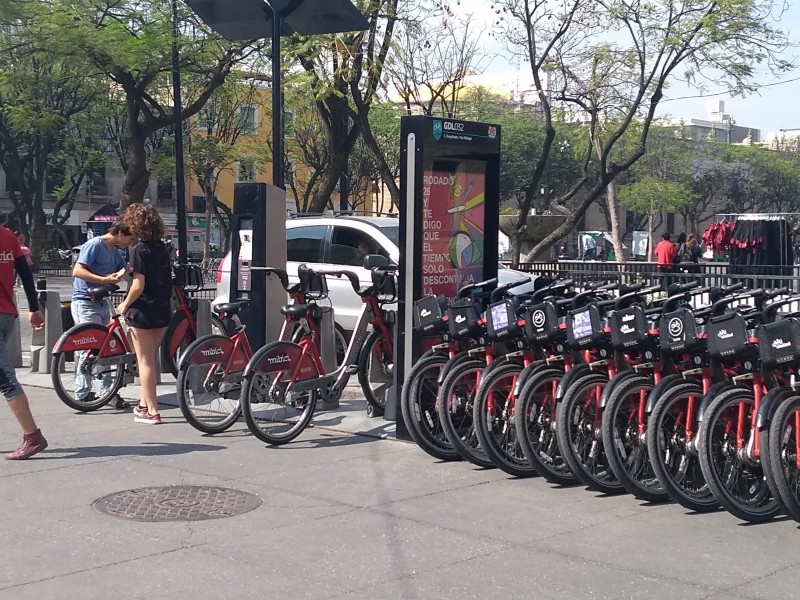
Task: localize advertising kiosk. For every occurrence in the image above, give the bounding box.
[392,116,501,433]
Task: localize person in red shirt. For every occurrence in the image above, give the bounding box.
[654,232,677,291]
[0,225,46,459]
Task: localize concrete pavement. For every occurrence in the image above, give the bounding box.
[3,384,800,600]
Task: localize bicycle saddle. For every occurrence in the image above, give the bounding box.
[87,284,119,301]
[280,303,321,320]
[212,299,250,316]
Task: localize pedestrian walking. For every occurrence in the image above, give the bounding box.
[117,204,172,425]
[1,225,47,459]
[654,232,677,291]
[71,218,134,408]
[581,233,597,261]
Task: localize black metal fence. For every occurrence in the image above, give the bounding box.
[504,260,800,292]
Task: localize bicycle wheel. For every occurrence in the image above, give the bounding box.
[241,341,320,445]
[766,395,800,522]
[646,382,717,512]
[514,367,576,485]
[601,375,668,502]
[473,361,536,477]
[177,334,245,434]
[438,357,494,468]
[162,311,226,378]
[698,387,780,522]
[50,324,126,412]
[357,328,393,413]
[556,372,624,494]
[400,353,461,461]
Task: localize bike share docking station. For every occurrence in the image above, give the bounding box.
[390,116,501,437]
[229,183,338,406]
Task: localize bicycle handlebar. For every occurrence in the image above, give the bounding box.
[489,278,532,302]
[249,266,291,291]
[457,277,498,301]
[327,270,362,294]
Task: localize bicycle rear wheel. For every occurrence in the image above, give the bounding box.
[177,334,245,434]
[241,341,320,445]
[51,324,125,412]
[357,328,393,413]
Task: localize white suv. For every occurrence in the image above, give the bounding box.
[215,216,399,332]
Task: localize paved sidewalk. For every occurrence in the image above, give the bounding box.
[3,386,800,600]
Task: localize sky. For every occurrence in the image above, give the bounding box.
[446,0,800,136]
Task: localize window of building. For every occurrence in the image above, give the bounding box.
[45,164,65,195]
[88,167,107,196]
[192,195,206,213]
[284,110,295,138]
[157,178,174,201]
[237,105,257,135]
[287,225,327,263]
[237,161,257,183]
[666,212,675,233]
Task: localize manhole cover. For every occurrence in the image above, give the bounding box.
[92,485,261,522]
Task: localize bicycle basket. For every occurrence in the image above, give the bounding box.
[609,305,651,351]
[567,305,604,348]
[658,308,700,354]
[486,299,521,342]
[523,301,561,345]
[756,318,800,369]
[414,295,447,334]
[707,312,751,360]
[447,299,483,340]
[371,269,397,303]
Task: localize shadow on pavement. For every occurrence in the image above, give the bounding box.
[33,441,225,459]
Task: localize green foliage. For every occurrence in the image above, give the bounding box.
[618,176,697,218]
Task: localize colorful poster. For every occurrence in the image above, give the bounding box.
[421,159,486,301]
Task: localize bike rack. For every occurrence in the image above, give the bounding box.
[30,290,64,374]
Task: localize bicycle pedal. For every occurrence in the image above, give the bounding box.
[345,365,359,374]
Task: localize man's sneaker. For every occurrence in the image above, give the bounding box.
[6,429,48,460]
[77,392,95,404]
[133,405,148,419]
[134,412,162,425]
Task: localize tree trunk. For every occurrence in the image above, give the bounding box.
[606,180,625,263]
[120,99,150,209]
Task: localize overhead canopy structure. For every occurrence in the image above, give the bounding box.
[185,0,368,188]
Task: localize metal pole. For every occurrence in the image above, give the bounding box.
[271,8,284,189]
[172,0,188,264]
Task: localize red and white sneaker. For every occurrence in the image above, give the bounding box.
[133,405,148,419]
[134,412,162,425]
[6,429,48,460]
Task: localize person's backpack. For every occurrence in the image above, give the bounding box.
[676,243,692,264]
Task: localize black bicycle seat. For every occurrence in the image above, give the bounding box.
[87,285,119,301]
[212,300,250,316]
[280,303,320,320]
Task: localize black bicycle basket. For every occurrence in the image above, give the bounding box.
[372,268,397,303]
[756,318,800,369]
[298,266,328,299]
[447,299,483,340]
[486,299,521,342]
[609,305,651,351]
[414,295,447,335]
[658,308,700,354]
[567,305,604,348]
[172,263,203,289]
[523,300,561,345]
[707,312,751,360]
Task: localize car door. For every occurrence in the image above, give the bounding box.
[286,223,328,293]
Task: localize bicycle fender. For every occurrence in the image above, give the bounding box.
[243,341,320,379]
[480,355,512,381]
[555,364,591,402]
[599,371,641,409]
[644,374,687,415]
[696,381,736,425]
[178,335,246,372]
[166,310,191,358]
[437,351,472,386]
[756,387,793,430]
[513,361,550,398]
[52,323,121,355]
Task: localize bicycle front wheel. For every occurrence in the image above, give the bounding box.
[698,387,780,523]
[767,395,800,523]
[241,341,321,445]
[51,324,126,412]
[177,334,245,434]
[357,328,393,413]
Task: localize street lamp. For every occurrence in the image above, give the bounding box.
[185,0,369,189]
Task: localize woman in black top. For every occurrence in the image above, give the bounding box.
[118,204,172,425]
